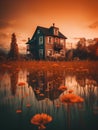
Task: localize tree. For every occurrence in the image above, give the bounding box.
[74,40,88,60]
[66,49,73,61]
[88,42,98,60]
[8,33,19,60]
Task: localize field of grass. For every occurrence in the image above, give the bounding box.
[0,60,98,75]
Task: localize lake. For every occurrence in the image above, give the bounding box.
[0,61,98,130]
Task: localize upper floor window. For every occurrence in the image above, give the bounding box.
[39,36,43,45]
[55,37,59,43]
[37,30,40,34]
[60,39,64,46]
[27,45,30,51]
[60,39,64,43]
[54,28,58,35]
[47,37,53,44]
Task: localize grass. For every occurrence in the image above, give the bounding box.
[0,60,98,75]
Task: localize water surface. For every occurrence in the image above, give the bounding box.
[0,65,98,130]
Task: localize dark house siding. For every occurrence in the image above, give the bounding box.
[26,24,67,60]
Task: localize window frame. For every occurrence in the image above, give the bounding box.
[39,36,43,45]
[47,36,53,44]
[47,49,53,56]
[39,49,44,57]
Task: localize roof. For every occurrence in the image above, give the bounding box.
[26,25,67,44]
[36,26,67,39]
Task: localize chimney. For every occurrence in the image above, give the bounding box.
[53,23,55,27]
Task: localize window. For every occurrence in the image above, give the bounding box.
[47,50,52,56]
[39,49,43,58]
[37,30,40,34]
[27,45,30,51]
[60,50,65,56]
[47,37,52,44]
[60,39,64,43]
[49,37,52,43]
[55,37,58,43]
[60,39,65,46]
[54,28,58,35]
[39,36,43,45]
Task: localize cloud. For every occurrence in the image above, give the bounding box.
[0,32,9,39]
[88,21,98,29]
[0,20,13,29]
[0,19,20,29]
[73,37,81,40]
[21,39,27,42]
[0,32,10,51]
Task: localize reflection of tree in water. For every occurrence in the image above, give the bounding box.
[76,72,88,87]
[10,70,19,96]
[0,72,11,99]
[76,73,98,111]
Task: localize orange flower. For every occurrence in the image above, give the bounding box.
[31,113,52,126]
[58,86,67,91]
[68,89,73,93]
[60,93,84,103]
[26,103,31,107]
[16,109,22,113]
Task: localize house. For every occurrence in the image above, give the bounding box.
[26,23,67,60]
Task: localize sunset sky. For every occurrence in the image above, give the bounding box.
[0,0,98,53]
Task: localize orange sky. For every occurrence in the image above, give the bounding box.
[0,0,98,53]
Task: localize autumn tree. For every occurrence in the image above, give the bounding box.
[66,49,73,61]
[8,33,19,60]
[74,40,88,60]
[88,42,98,60]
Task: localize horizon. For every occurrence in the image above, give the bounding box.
[0,0,98,53]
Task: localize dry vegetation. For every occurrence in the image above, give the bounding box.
[0,61,98,75]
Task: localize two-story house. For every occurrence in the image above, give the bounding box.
[26,23,67,60]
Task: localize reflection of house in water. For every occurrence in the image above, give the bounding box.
[65,75,78,90]
[27,70,64,101]
[27,68,98,103]
[27,70,46,90]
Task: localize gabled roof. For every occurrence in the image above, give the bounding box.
[36,26,67,39]
[26,25,67,44]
